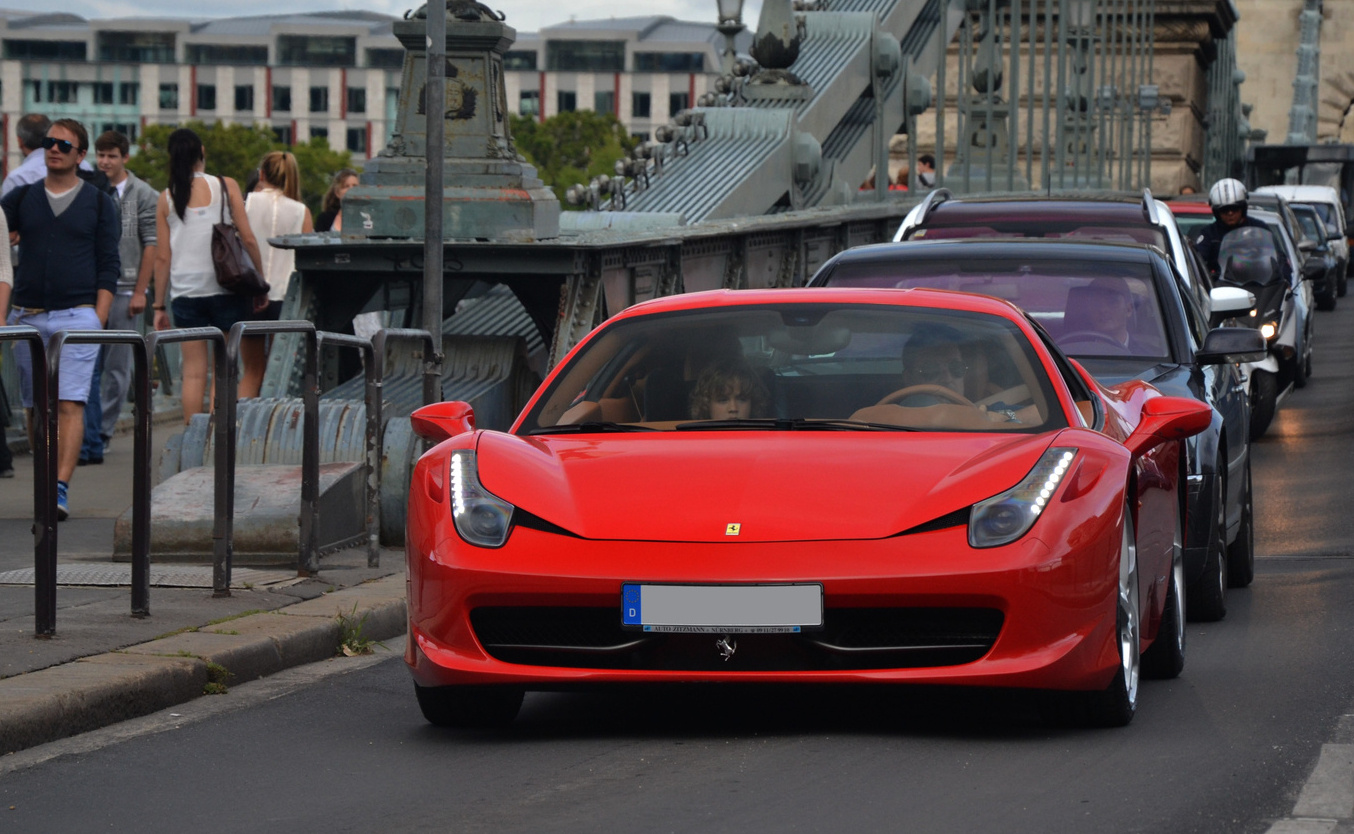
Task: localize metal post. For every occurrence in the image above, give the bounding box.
[424,0,447,408]
[316,332,377,566]
[935,0,948,190]
[227,321,318,577]
[1007,0,1020,191]
[0,327,52,636]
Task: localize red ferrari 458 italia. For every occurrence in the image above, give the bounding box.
[404,288,1212,728]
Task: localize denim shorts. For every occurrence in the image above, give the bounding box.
[7,306,102,407]
[170,293,255,333]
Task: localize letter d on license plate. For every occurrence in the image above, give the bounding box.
[621,584,823,633]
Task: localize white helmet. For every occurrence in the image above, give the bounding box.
[1209,178,1248,210]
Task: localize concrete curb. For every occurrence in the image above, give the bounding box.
[0,573,406,756]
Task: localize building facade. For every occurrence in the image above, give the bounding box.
[504,16,746,141]
[0,10,405,174]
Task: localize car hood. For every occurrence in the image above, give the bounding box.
[475,431,1057,542]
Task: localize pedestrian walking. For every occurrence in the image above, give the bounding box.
[88,130,157,455]
[1,118,120,520]
[2,114,51,197]
[241,150,312,398]
[151,128,261,425]
[314,168,358,232]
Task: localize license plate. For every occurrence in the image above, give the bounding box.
[621,584,823,633]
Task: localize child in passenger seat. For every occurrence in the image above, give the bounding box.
[689,361,769,420]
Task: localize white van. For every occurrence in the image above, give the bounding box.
[1254,184,1348,295]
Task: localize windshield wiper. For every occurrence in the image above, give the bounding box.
[675,418,918,432]
[526,421,660,435]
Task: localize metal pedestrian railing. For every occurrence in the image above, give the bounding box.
[9,323,439,637]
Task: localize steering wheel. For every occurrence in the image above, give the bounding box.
[1060,331,1130,351]
[877,384,974,407]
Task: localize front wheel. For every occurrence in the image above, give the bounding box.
[415,684,524,728]
[1142,506,1185,679]
[1250,371,1278,440]
[1068,505,1140,727]
[1227,456,1256,588]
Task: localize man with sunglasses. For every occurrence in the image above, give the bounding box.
[0,119,119,520]
[1194,178,1269,279]
[900,324,970,404]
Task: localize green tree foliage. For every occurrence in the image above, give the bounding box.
[509,111,637,207]
[127,121,357,215]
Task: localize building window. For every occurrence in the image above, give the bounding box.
[93,82,115,105]
[310,126,329,142]
[594,90,615,115]
[346,127,367,154]
[159,83,178,109]
[669,92,689,116]
[519,90,539,117]
[346,87,366,114]
[631,132,650,142]
[503,50,537,71]
[632,92,651,118]
[235,85,254,112]
[309,86,329,113]
[185,44,268,66]
[278,35,356,67]
[366,48,403,69]
[634,52,705,73]
[98,31,175,63]
[120,83,139,106]
[47,81,78,104]
[272,125,293,145]
[99,122,138,142]
[273,86,292,112]
[198,84,217,111]
[546,40,624,72]
[557,91,576,113]
[4,39,86,61]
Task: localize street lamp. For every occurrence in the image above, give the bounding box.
[716,0,745,74]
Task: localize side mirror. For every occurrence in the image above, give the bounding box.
[1208,285,1255,326]
[410,401,476,442]
[1302,256,1326,281]
[1124,396,1213,458]
[1196,326,1267,365]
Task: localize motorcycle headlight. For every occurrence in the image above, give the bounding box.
[969,448,1077,548]
[450,450,515,548]
[1259,321,1278,340]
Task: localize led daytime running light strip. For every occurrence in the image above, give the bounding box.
[1030,450,1075,518]
[450,452,468,519]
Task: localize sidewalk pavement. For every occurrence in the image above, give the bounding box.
[0,421,409,756]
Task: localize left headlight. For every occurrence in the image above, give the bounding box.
[450,450,515,548]
[969,447,1077,548]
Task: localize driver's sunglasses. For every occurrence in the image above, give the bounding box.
[1216,203,1244,214]
[41,137,81,154]
[917,360,968,381]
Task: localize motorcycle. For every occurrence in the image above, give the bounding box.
[1215,226,1310,438]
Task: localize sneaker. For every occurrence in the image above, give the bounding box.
[56,481,69,522]
[0,468,13,479]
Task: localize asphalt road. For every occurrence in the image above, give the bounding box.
[4,303,1354,833]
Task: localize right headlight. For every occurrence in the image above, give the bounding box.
[969,448,1077,548]
[450,450,515,548]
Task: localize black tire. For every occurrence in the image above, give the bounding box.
[1186,470,1227,622]
[1060,506,1140,728]
[1142,507,1185,680]
[1338,270,1348,297]
[1293,346,1308,388]
[415,684,524,728]
[1249,371,1277,440]
[1226,456,1256,588]
[1317,293,1336,312]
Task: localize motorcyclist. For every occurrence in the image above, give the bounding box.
[1193,178,1270,278]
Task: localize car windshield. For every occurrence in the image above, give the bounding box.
[1218,226,1283,286]
[520,304,1067,435]
[1306,202,1340,236]
[821,257,1171,360]
[1293,208,1324,242]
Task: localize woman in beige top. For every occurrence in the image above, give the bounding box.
[241,151,312,398]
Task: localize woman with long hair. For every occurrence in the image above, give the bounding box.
[241,150,312,397]
[151,127,263,424]
[315,168,358,232]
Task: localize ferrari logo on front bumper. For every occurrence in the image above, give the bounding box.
[725,523,741,536]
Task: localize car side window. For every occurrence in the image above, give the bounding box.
[1026,315,1101,429]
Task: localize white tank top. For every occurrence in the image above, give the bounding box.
[245,188,306,302]
[166,173,225,299]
